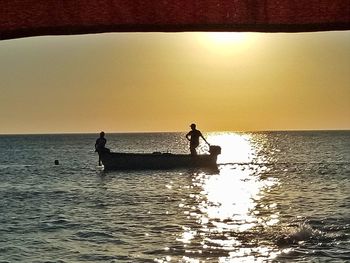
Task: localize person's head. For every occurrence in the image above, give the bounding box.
[100,131,105,137]
[190,123,196,130]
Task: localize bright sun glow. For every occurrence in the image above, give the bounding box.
[196,32,255,55]
[207,32,249,45]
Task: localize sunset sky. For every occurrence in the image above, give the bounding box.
[0,31,349,134]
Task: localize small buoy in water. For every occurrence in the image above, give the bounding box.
[54,160,59,165]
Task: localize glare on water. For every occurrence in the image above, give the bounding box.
[164,132,283,262]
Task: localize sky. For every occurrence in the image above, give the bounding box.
[0,31,349,134]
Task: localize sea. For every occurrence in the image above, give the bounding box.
[0,131,349,263]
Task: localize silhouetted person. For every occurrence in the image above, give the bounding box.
[95,131,108,166]
[186,123,210,155]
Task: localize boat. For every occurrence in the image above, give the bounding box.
[100,145,221,170]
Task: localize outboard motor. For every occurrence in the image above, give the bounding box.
[209,145,221,156]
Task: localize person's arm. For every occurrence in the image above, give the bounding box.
[186,132,191,141]
[95,139,98,151]
[200,132,210,146]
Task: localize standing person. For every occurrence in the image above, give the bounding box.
[95,131,108,166]
[186,123,210,155]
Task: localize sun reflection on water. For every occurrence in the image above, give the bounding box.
[171,132,283,262]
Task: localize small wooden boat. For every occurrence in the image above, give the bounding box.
[100,145,221,170]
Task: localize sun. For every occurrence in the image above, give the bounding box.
[196,32,255,55]
[207,32,248,44]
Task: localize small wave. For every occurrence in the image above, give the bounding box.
[0,164,34,171]
[75,230,115,239]
[78,253,129,262]
[39,218,80,232]
[275,222,324,247]
[151,224,182,232]
[0,246,28,254]
[73,230,127,246]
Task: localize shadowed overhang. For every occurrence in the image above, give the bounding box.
[1,0,350,40]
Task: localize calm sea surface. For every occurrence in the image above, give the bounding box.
[0,131,349,263]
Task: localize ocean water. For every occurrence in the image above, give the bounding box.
[0,131,349,263]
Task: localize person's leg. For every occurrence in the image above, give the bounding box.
[98,153,102,166]
[190,145,197,155]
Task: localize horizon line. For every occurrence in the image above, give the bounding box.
[1,128,350,136]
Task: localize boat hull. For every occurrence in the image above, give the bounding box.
[100,152,218,170]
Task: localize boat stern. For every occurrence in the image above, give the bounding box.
[209,145,221,156]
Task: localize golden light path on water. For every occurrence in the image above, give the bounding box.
[158,132,290,262]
